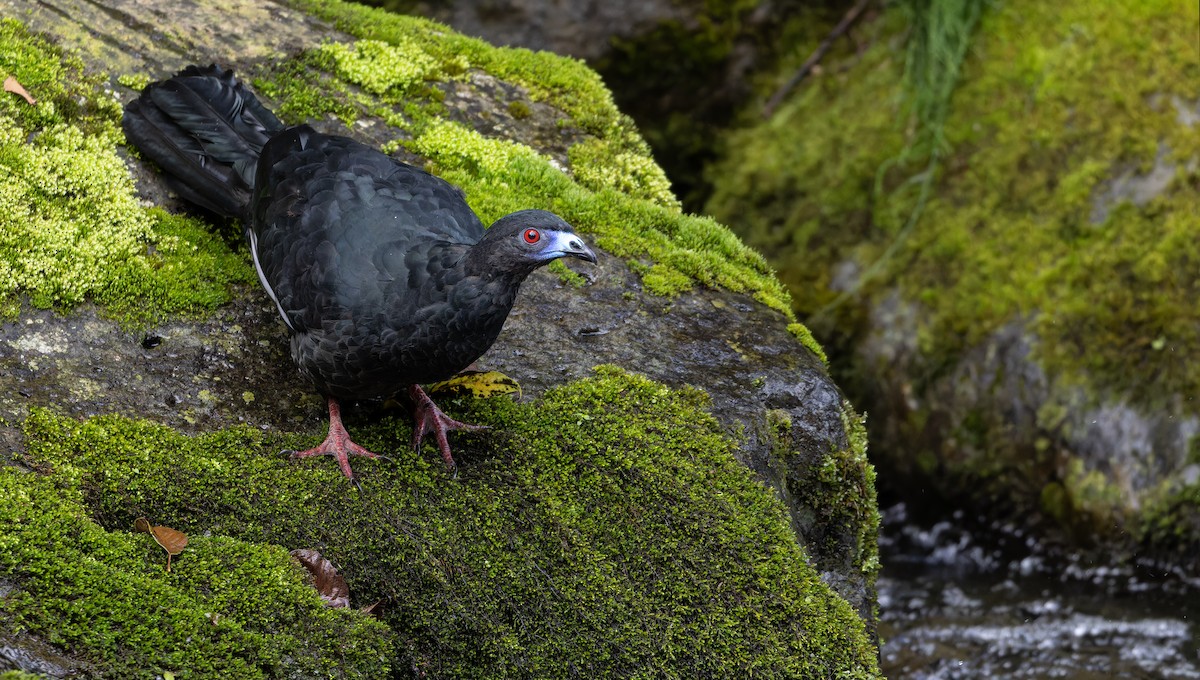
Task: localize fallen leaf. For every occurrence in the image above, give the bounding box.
[291,548,350,608]
[3,76,35,105]
[135,517,188,572]
[360,600,382,616]
[428,370,521,399]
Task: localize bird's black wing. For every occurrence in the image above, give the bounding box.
[248,126,486,335]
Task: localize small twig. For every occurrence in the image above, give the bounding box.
[762,0,874,118]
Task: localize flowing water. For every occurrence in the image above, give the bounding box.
[877,503,1200,678]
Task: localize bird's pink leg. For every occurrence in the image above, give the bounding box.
[408,384,488,472]
[290,397,382,480]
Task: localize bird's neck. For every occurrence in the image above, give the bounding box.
[462,242,538,285]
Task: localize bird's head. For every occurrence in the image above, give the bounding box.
[471,209,597,278]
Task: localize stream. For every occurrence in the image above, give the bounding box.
[877,502,1200,678]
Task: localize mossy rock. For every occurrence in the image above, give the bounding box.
[5,368,879,677]
[706,0,1200,562]
[0,0,880,674]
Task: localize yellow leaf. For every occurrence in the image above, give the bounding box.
[427,370,520,400]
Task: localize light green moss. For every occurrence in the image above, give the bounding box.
[0,120,153,311]
[410,117,547,174]
[116,72,150,91]
[13,367,881,677]
[316,38,458,95]
[567,136,678,208]
[788,322,828,365]
[0,19,254,324]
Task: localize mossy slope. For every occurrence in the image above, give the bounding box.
[14,368,880,677]
[0,469,395,678]
[706,0,1200,553]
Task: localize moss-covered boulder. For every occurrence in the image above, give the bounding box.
[0,0,880,675]
[706,0,1199,564]
[5,369,880,677]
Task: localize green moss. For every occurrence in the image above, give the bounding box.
[821,405,880,578]
[909,0,1200,403]
[0,19,119,136]
[707,0,1200,549]
[1039,481,1070,525]
[0,19,254,325]
[116,72,150,91]
[15,367,881,677]
[506,99,531,119]
[398,118,786,307]
[316,38,449,95]
[1032,456,1132,540]
[0,469,393,678]
[1139,477,1200,557]
[711,0,1200,402]
[546,258,586,287]
[567,137,678,207]
[787,322,828,365]
[768,399,879,585]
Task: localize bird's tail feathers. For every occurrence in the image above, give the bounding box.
[123,65,285,219]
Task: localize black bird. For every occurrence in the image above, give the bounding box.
[123,65,596,479]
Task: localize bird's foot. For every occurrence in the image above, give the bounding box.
[287,398,388,482]
[408,384,488,472]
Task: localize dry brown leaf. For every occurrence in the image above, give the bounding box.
[150,525,188,555]
[291,548,350,608]
[3,76,35,105]
[134,517,188,571]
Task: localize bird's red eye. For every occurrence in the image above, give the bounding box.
[523,229,541,244]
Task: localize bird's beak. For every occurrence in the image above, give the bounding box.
[546,231,597,264]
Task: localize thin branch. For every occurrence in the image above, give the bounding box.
[762,0,874,118]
